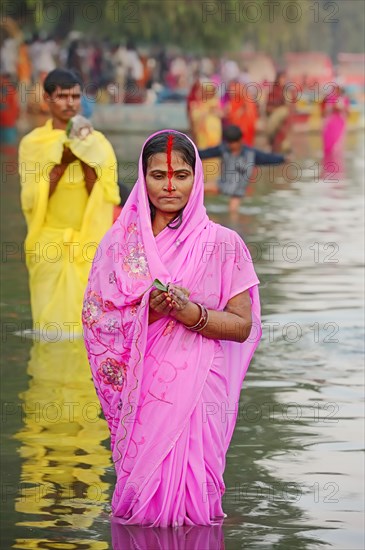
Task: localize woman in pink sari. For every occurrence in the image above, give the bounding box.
[321,85,350,162]
[82,130,261,527]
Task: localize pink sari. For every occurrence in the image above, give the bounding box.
[82,130,261,527]
[322,91,349,157]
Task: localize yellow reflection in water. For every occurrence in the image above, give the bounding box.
[13,338,111,549]
[13,541,108,550]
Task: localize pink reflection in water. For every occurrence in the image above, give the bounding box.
[111,518,225,549]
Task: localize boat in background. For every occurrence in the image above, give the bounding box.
[285,52,334,87]
[91,52,277,134]
[337,52,365,105]
[285,52,364,131]
[91,102,189,133]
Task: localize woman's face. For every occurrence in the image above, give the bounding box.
[145,151,194,217]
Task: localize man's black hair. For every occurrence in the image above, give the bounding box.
[43,69,83,95]
[223,125,243,143]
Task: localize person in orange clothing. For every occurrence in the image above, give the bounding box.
[17,41,32,86]
[0,72,19,153]
[187,76,201,143]
[224,80,258,147]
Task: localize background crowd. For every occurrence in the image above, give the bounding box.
[2,25,362,163]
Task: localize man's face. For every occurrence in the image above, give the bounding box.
[44,85,82,122]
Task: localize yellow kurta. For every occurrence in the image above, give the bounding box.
[19,119,120,336]
[190,97,222,185]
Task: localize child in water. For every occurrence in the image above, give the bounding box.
[199,125,287,214]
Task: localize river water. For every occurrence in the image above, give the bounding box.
[0,129,364,550]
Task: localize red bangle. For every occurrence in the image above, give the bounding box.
[184,303,209,332]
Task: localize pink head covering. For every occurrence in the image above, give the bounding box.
[105,129,209,299]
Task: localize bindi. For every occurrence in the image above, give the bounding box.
[166,134,174,191]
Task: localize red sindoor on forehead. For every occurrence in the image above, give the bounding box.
[166,134,174,191]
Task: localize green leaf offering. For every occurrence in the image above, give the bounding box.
[153,278,169,292]
[66,118,73,137]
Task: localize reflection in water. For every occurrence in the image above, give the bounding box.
[221,366,330,550]
[13,339,111,549]
[321,154,345,183]
[111,520,224,550]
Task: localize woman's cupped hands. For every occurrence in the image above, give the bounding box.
[149,284,190,318]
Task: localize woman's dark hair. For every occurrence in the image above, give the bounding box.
[43,68,83,95]
[142,132,196,230]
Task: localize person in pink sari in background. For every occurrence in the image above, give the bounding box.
[321,84,350,176]
[82,130,261,527]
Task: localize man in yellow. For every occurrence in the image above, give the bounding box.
[19,69,120,338]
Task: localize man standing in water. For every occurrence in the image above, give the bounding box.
[19,68,120,338]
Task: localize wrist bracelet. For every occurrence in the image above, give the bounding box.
[184,303,209,332]
[198,309,209,331]
[183,303,204,330]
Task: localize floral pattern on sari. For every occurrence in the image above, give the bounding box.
[127,222,138,234]
[105,317,120,332]
[123,243,149,279]
[162,319,176,336]
[82,291,103,328]
[98,358,127,391]
[130,304,138,316]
